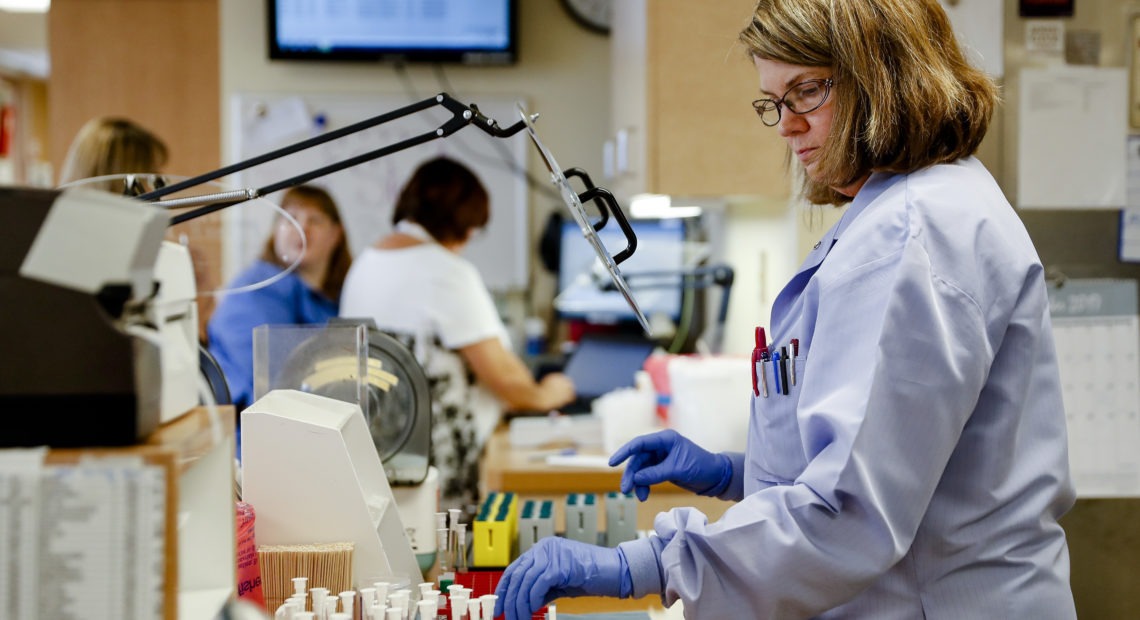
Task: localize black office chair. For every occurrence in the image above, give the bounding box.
[198,344,232,406]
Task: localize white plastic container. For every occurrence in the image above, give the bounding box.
[593,371,659,454]
[667,356,751,452]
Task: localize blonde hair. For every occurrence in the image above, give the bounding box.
[59,117,169,186]
[739,0,998,205]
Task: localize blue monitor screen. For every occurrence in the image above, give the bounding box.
[556,218,687,324]
[268,0,517,65]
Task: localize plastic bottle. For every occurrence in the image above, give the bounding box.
[235,501,266,608]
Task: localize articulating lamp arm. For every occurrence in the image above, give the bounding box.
[130,92,652,332]
[134,93,528,225]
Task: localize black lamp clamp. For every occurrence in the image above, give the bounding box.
[562,167,638,265]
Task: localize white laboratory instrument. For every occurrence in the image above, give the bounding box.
[1,186,168,446]
[391,467,442,572]
[241,389,422,589]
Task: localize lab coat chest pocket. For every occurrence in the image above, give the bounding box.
[748,360,808,484]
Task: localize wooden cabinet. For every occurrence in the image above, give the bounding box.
[609,0,791,200]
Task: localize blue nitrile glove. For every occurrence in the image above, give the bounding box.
[493,537,632,620]
[608,429,732,500]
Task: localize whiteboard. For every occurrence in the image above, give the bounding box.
[227,93,529,291]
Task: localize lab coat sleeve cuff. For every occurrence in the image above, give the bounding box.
[715,452,746,501]
[618,536,666,599]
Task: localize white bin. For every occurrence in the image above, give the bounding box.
[667,356,751,453]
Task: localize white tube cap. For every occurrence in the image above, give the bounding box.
[479,594,497,620]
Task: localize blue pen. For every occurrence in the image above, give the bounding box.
[771,351,782,395]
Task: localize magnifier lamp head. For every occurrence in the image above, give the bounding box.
[517,104,651,333]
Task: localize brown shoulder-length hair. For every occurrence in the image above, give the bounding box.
[739,0,999,205]
[261,185,352,300]
[391,156,489,243]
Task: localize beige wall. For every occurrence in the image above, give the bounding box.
[0,10,46,51]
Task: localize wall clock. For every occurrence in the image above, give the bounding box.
[561,0,612,35]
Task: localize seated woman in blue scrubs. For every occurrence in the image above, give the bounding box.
[207,185,352,410]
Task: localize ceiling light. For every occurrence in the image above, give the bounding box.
[629,194,702,219]
[0,0,50,13]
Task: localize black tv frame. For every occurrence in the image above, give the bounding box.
[267,0,518,66]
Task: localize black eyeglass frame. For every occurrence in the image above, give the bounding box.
[752,78,834,127]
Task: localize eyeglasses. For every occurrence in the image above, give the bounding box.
[752,78,834,127]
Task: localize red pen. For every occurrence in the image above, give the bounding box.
[751,347,761,396]
[754,327,769,398]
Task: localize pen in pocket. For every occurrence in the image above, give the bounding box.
[779,346,790,395]
[772,351,782,395]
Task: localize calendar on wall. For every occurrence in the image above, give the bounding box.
[1049,279,1140,497]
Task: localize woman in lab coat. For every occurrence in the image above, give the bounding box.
[494,0,1077,618]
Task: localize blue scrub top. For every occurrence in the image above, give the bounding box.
[206,260,339,410]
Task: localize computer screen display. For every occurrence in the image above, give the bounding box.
[268,0,517,65]
[556,218,687,324]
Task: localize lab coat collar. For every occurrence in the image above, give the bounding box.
[772,171,902,328]
[799,170,900,275]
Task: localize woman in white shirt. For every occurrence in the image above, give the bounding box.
[341,156,575,508]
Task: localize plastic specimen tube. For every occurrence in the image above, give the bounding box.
[479,595,497,620]
[456,523,468,572]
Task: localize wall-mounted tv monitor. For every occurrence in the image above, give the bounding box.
[268,0,517,65]
[556,218,688,325]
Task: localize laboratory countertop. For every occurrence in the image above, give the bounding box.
[477,422,725,614]
[479,422,731,531]
[481,423,686,495]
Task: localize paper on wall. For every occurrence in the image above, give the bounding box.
[1017,67,1127,209]
[940,0,1004,77]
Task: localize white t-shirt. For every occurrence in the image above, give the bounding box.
[340,244,508,350]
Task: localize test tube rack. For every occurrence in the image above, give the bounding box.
[564,493,599,545]
[472,492,519,568]
[604,492,638,546]
[517,499,555,555]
